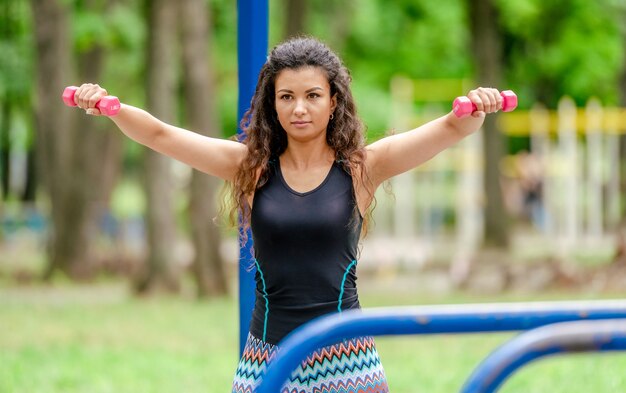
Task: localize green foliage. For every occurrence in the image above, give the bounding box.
[99,0,147,102]
[348,0,470,80]
[297,0,472,134]
[3,0,626,170]
[498,0,624,106]
[0,42,31,101]
[73,9,110,52]
[212,0,240,136]
[107,4,145,51]
[0,1,32,102]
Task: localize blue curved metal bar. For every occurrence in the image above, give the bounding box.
[461,319,626,393]
[237,0,268,356]
[255,300,626,393]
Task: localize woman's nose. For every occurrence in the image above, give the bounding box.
[294,99,307,115]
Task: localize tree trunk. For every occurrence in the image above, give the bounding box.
[467,0,510,249]
[134,0,180,294]
[22,124,37,202]
[328,1,352,52]
[33,0,122,280]
[284,0,308,38]
[31,0,78,280]
[619,17,626,213]
[0,101,10,199]
[450,0,511,288]
[179,0,229,297]
[74,31,124,274]
[613,15,626,265]
[1,0,15,200]
[2,1,36,203]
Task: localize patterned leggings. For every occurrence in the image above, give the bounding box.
[232,333,390,393]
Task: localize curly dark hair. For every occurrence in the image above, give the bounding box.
[227,36,374,235]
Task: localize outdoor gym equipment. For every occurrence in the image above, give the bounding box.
[453,90,518,118]
[237,0,268,356]
[255,301,626,393]
[62,86,121,116]
[461,318,626,392]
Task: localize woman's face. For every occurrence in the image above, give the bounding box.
[274,66,337,144]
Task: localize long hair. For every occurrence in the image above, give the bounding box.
[227,37,374,235]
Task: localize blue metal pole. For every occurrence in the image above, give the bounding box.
[461,319,626,393]
[237,0,268,356]
[255,300,626,393]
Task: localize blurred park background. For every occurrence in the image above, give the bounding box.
[1,0,626,392]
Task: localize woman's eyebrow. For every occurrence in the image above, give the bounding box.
[276,86,324,94]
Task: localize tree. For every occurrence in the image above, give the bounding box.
[613,1,626,264]
[179,0,228,297]
[445,0,512,287]
[616,1,626,214]
[284,0,308,38]
[467,0,510,249]
[71,0,124,277]
[0,1,26,200]
[30,0,77,280]
[32,0,124,280]
[133,0,180,293]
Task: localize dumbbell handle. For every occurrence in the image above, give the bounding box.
[62,86,121,116]
[452,90,518,118]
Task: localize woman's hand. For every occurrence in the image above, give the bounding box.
[465,87,504,118]
[73,83,109,116]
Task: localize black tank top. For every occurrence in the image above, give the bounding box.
[249,158,362,344]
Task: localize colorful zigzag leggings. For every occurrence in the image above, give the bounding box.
[232,333,390,393]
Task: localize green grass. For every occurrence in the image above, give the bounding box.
[0,282,624,392]
[0,284,236,393]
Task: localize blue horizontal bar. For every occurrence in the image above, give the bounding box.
[461,319,626,393]
[255,300,626,393]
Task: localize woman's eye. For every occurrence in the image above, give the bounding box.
[308,93,320,99]
[280,95,292,100]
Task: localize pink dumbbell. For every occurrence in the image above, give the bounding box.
[62,86,121,116]
[452,90,517,118]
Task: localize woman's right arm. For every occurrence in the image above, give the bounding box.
[74,84,246,182]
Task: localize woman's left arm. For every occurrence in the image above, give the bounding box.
[365,87,502,188]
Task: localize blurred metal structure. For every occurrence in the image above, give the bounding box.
[254,300,626,393]
[461,319,626,392]
[237,0,268,356]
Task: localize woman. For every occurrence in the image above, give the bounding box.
[72,37,503,393]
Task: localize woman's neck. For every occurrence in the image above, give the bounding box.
[281,141,335,170]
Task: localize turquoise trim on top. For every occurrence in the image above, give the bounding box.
[254,259,269,342]
[338,259,358,313]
